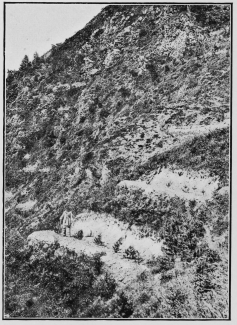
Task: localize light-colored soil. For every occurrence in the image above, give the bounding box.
[118,168,218,202]
[16,200,37,211]
[5,191,14,201]
[72,212,163,260]
[28,230,149,287]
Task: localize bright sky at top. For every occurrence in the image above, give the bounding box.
[5,4,107,71]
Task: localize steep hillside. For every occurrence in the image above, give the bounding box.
[5,4,230,319]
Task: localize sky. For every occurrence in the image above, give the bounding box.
[5,3,107,71]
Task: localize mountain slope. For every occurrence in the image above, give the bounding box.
[5,4,230,319]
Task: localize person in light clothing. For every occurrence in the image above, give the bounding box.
[60,208,73,237]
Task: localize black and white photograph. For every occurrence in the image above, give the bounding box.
[3,2,232,320]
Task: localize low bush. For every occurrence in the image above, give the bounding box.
[100,108,110,118]
[74,229,84,240]
[113,237,123,253]
[94,234,104,246]
[123,246,142,262]
[119,87,130,98]
[149,255,175,274]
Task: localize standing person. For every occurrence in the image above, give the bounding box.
[60,208,73,237]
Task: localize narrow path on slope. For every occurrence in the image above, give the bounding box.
[28,230,149,287]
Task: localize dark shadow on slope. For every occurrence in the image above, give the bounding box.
[133,127,229,186]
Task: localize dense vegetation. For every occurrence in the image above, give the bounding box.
[5,4,230,319]
[5,230,134,318]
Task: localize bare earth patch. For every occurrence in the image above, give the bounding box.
[28,229,149,287]
[118,168,219,202]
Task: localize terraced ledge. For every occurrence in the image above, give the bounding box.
[27,230,148,287]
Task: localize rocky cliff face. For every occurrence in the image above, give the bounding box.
[5,5,230,318]
[6,5,230,218]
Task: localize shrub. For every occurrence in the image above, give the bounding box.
[129,69,138,78]
[74,230,84,240]
[119,87,130,98]
[83,125,93,138]
[150,255,175,274]
[160,271,173,284]
[82,151,94,165]
[139,29,147,38]
[145,62,158,81]
[80,116,86,123]
[100,108,110,118]
[94,234,104,246]
[89,103,96,114]
[113,238,123,253]
[123,246,142,262]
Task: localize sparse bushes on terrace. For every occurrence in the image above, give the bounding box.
[84,182,214,262]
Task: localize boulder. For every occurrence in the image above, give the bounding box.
[28,230,57,246]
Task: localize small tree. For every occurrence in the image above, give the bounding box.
[20,55,31,72]
[32,52,41,67]
[123,246,142,262]
[113,238,123,253]
[94,234,104,246]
